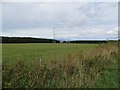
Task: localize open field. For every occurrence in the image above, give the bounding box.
[2,43,118,88]
[2,43,97,63]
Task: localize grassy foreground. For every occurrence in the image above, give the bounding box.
[2,43,118,88]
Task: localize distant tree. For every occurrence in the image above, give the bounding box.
[63,41,66,43]
[2,36,60,43]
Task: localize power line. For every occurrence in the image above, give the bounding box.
[53,27,56,43]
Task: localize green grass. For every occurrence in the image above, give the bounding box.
[2,43,118,88]
[2,43,97,63]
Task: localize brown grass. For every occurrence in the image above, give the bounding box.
[2,42,118,88]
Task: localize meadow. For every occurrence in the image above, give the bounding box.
[2,42,118,88]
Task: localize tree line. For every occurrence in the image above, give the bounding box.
[69,40,107,44]
[1,36,60,43]
[1,36,118,44]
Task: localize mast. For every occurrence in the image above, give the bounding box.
[53,27,56,43]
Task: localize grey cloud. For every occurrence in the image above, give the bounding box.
[2,2,118,40]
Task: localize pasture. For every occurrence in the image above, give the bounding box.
[2,43,118,88]
[2,43,97,63]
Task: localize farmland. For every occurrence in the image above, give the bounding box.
[2,42,118,88]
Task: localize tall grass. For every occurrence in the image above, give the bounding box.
[2,42,118,88]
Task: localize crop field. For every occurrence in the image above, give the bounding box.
[2,42,118,88]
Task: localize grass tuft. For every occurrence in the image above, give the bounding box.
[2,42,118,88]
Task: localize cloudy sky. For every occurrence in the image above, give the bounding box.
[2,2,118,40]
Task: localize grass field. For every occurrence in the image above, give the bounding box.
[2,43,118,88]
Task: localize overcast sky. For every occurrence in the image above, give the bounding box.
[2,2,118,40]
